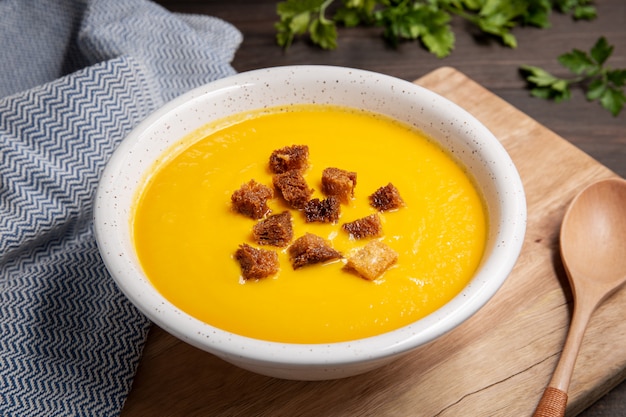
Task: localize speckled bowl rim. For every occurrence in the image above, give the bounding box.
[94,65,526,371]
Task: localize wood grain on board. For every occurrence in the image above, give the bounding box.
[121,67,623,417]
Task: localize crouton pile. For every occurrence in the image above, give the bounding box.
[231,144,405,281]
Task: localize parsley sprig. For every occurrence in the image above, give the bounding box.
[521,37,626,116]
[275,0,597,58]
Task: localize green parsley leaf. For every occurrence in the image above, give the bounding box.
[333,7,361,27]
[421,21,455,58]
[275,0,335,49]
[522,0,553,28]
[520,65,573,102]
[607,69,626,87]
[590,36,613,66]
[310,17,338,49]
[370,2,455,57]
[557,49,595,75]
[600,87,625,117]
[521,37,626,116]
[275,0,598,58]
[585,78,606,100]
[553,0,597,19]
[573,5,597,20]
[520,65,560,86]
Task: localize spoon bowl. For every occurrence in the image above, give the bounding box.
[561,178,626,289]
[534,177,626,416]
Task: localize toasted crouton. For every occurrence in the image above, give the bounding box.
[273,170,313,209]
[345,240,398,280]
[341,214,382,239]
[288,233,342,269]
[304,196,341,223]
[369,183,404,212]
[252,211,293,247]
[231,180,274,219]
[321,167,357,204]
[234,243,279,280]
[269,145,309,174]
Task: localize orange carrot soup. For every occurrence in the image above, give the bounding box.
[132,104,487,343]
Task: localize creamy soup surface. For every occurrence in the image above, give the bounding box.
[133,104,487,343]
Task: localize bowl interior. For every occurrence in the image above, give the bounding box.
[94,65,526,368]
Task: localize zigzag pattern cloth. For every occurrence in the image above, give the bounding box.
[0,0,241,415]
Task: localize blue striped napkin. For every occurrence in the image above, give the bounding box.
[0,0,241,415]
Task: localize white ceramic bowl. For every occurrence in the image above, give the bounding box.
[94,65,526,380]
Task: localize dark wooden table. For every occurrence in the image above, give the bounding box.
[153,1,626,415]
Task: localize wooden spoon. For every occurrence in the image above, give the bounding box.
[533,177,626,417]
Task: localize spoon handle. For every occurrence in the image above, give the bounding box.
[532,289,598,417]
[533,387,567,417]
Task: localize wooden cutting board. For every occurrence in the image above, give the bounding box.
[121,67,624,417]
